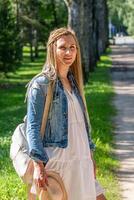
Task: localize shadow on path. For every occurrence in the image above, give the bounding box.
[111,37,134,200]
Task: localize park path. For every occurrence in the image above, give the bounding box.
[110,36,134,200]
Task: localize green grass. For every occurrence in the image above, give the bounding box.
[0,47,43,199]
[85,50,121,200]
[0,48,121,199]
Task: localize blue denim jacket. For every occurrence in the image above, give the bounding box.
[26,71,95,164]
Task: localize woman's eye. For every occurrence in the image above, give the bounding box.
[60,47,66,50]
[70,46,76,50]
[58,45,76,51]
[70,46,75,50]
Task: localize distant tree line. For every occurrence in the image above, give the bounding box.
[0,0,67,76]
[0,0,109,81]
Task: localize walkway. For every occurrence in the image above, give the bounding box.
[111,36,134,200]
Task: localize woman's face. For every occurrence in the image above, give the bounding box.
[55,34,77,70]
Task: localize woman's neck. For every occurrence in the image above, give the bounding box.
[58,71,72,93]
[58,68,69,79]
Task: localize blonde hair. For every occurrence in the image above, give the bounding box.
[43,27,85,101]
[44,27,91,129]
[26,27,85,105]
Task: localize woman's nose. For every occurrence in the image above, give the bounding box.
[65,48,71,54]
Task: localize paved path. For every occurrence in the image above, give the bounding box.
[110,37,134,200]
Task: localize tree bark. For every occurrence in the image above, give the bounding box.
[64,0,96,81]
[29,26,34,62]
[51,0,58,27]
[16,0,23,61]
[64,0,109,81]
[94,0,109,57]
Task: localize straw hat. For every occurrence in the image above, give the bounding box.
[40,171,68,200]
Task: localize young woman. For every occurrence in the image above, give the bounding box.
[26,27,106,200]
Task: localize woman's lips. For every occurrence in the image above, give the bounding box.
[64,57,72,60]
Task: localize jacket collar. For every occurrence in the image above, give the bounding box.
[56,70,76,91]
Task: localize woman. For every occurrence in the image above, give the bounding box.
[26,27,106,200]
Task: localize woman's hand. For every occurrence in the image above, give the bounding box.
[33,161,49,190]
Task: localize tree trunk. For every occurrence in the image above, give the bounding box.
[64,0,96,81]
[64,0,109,81]
[95,0,109,57]
[29,27,34,62]
[16,0,23,61]
[33,29,39,58]
[51,0,58,27]
[34,43,38,58]
[92,1,99,62]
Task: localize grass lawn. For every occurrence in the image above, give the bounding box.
[0,48,121,199]
[0,47,44,200]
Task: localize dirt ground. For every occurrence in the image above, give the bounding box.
[110,37,134,200]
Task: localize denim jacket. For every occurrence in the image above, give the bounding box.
[26,71,95,164]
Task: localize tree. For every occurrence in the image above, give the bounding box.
[94,0,108,57]
[64,0,109,81]
[64,0,96,81]
[0,0,20,75]
[15,0,23,61]
[107,0,129,35]
[14,0,67,61]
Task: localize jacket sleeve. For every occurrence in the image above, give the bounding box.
[26,80,49,164]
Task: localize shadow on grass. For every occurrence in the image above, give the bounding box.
[0,86,26,137]
[0,48,45,198]
[0,49,45,86]
[0,86,27,174]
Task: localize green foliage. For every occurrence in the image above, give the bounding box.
[10,0,68,62]
[0,0,21,74]
[108,0,134,35]
[18,0,67,44]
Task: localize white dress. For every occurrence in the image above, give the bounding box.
[44,90,96,200]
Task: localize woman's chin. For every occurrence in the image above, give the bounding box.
[64,60,73,66]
